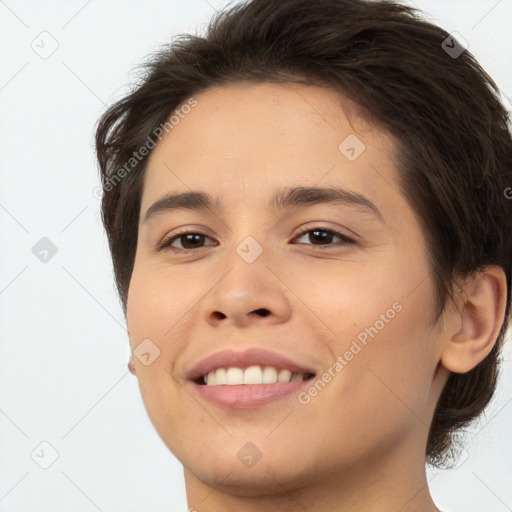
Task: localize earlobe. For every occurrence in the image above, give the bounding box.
[128,356,136,375]
[440,266,507,374]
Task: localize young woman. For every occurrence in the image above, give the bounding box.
[95,0,512,510]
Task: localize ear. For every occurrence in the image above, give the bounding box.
[440,266,508,374]
[128,356,136,375]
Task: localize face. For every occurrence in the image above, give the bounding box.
[126,81,449,496]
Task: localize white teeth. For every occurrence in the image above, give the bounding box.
[277,369,292,382]
[244,365,263,385]
[203,366,309,386]
[215,368,227,385]
[226,367,244,385]
[262,366,278,384]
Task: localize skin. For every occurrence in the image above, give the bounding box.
[125,81,507,511]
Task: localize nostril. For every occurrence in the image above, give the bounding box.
[213,312,226,319]
[253,308,270,317]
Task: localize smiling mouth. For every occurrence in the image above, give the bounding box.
[195,365,316,386]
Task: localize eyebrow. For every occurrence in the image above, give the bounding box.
[143,186,384,223]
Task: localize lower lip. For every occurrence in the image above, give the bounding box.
[191,381,312,408]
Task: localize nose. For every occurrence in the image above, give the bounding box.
[200,255,292,328]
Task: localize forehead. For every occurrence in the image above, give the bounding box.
[142,81,402,219]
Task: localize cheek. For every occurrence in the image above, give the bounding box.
[328,283,439,441]
[279,251,410,332]
[125,267,189,444]
[294,252,439,422]
[126,262,195,342]
[125,264,187,404]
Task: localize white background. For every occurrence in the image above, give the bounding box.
[0,1,511,511]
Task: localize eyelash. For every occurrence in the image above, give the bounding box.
[156,226,356,252]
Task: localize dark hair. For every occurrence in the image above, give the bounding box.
[95,0,512,467]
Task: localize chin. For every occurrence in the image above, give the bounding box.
[185,457,310,498]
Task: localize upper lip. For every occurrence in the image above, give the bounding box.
[186,347,317,381]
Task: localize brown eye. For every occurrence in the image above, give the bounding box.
[157,226,355,252]
[293,227,355,247]
[157,231,217,251]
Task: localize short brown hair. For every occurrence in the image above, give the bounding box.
[95,0,512,467]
